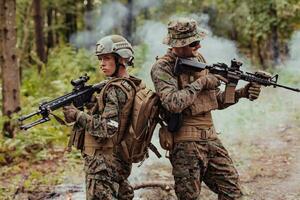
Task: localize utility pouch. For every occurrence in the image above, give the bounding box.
[67,122,85,151]
[159,125,174,151]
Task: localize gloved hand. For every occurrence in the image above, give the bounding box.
[196,74,221,90]
[244,82,262,101]
[63,104,79,123]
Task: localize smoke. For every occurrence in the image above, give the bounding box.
[132,0,161,16]
[70,0,162,49]
[134,20,168,87]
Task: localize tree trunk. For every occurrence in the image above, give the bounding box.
[64,0,77,42]
[0,0,21,138]
[269,5,280,66]
[123,0,133,43]
[47,7,54,50]
[65,11,77,41]
[19,1,34,67]
[85,0,93,31]
[33,0,46,71]
[54,8,59,45]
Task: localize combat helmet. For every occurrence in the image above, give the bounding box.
[96,35,134,66]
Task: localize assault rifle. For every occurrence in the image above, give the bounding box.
[18,74,106,130]
[174,58,300,104]
[166,58,300,133]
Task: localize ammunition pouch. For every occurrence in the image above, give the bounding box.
[67,122,85,151]
[159,125,174,151]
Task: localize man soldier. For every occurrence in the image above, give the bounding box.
[151,18,262,200]
[63,35,138,199]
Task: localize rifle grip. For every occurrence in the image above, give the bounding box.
[224,83,237,104]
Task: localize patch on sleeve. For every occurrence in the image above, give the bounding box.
[107,120,119,128]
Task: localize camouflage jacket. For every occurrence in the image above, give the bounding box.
[151,49,243,115]
[76,78,131,142]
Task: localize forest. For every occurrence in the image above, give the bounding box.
[1,0,300,199]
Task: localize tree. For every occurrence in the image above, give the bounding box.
[33,0,46,71]
[0,0,21,137]
[123,0,134,43]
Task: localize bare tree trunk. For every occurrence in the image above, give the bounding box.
[47,7,54,50]
[54,9,59,45]
[19,1,34,67]
[62,0,77,42]
[85,0,94,31]
[269,5,280,66]
[65,12,77,41]
[33,0,46,72]
[0,0,21,138]
[123,0,133,43]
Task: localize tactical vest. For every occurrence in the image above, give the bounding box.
[83,77,136,157]
[158,51,218,142]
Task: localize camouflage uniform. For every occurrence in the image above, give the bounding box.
[151,18,247,200]
[73,82,134,200]
[63,35,137,200]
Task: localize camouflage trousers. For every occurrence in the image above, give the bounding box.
[170,139,243,200]
[112,149,134,200]
[84,152,133,200]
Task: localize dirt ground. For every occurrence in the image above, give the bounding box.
[133,124,300,200]
[5,121,300,200]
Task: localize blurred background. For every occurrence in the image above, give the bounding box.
[0,0,299,199]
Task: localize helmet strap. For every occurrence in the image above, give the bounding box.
[112,54,124,77]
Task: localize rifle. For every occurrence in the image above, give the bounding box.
[174,57,300,104]
[18,74,107,130]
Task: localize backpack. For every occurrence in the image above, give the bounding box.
[99,76,161,163]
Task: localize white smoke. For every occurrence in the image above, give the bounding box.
[70,2,128,49]
[133,0,161,16]
[135,20,168,87]
[70,0,162,49]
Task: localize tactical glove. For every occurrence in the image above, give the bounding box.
[63,104,79,123]
[239,82,261,101]
[193,74,221,90]
[247,82,261,100]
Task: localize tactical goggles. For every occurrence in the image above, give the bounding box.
[189,41,200,47]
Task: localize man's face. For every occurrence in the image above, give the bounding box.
[98,54,116,77]
[173,40,201,58]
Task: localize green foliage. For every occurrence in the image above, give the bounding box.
[1,45,102,165]
[204,0,300,68]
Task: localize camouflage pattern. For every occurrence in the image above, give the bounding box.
[75,82,134,200]
[151,50,239,115]
[151,49,243,199]
[95,35,134,63]
[77,86,127,140]
[113,147,134,200]
[170,140,242,200]
[163,18,207,47]
[84,154,118,200]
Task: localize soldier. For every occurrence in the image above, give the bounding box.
[63,35,137,200]
[151,18,262,200]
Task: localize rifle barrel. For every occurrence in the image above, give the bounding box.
[272,83,300,92]
[18,110,40,122]
[20,117,50,130]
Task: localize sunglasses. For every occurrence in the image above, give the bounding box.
[189,41,200,47]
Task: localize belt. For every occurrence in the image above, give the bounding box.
[174,126,218,143]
